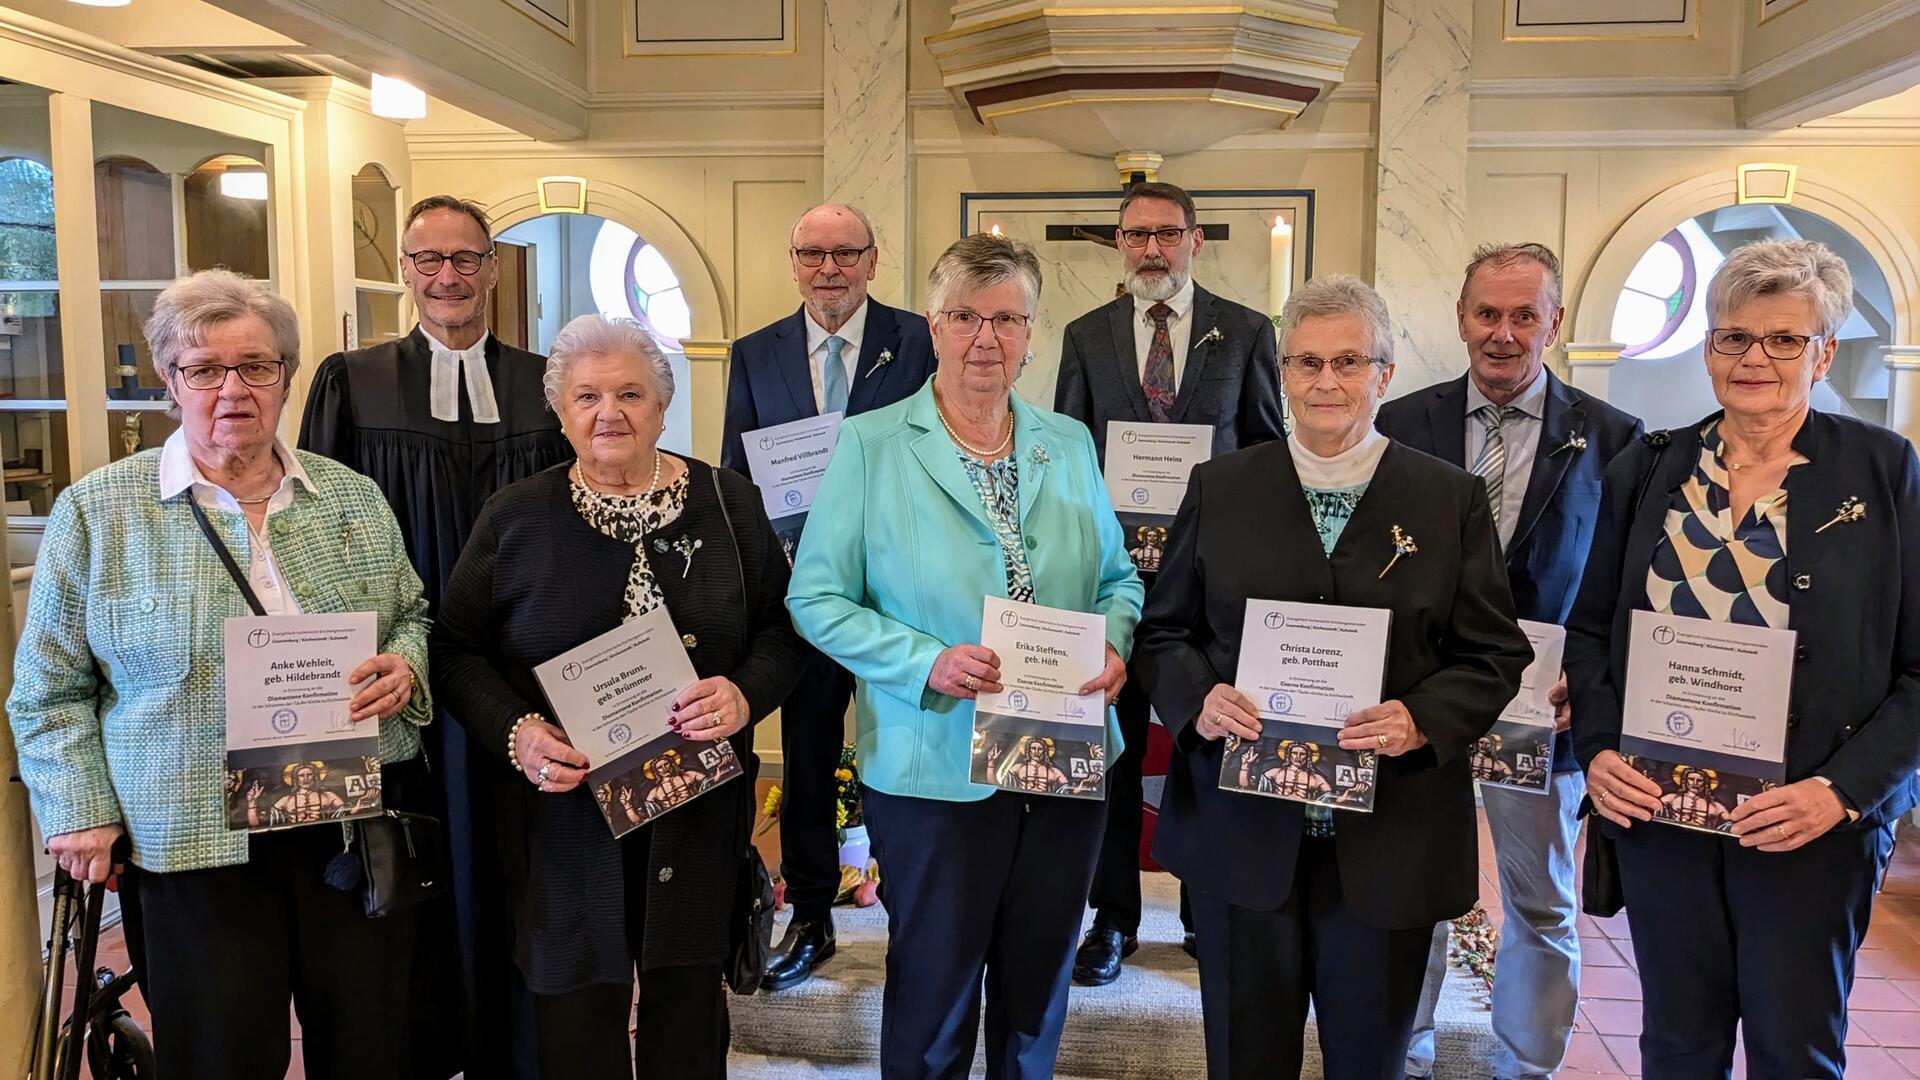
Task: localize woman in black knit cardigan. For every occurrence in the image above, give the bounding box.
[431,314,806,1079]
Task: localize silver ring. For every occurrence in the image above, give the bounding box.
[536,762,551,785]
[964,674,979,691]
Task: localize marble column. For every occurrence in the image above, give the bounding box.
[824,0,910,308]
[1884,346,1920,446]
[1374,0,1471,393]
[1564,342,1626,400]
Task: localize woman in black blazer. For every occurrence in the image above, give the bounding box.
[1135,275,1531,1079]
[1565,239,1920,1079]
[431,315,806,1079]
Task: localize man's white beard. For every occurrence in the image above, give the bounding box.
[1126,267,1186,304]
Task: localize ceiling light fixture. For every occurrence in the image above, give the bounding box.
[371,74,427,120]
[220,169,269,201]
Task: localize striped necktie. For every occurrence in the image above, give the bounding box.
[1471,404,1520,543]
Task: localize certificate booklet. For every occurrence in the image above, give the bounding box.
[1225,600,1391,812]
[1620,610,1795,835]
[741,412,842,565]
[1473,620,1567,795]
[1104,421,1211,573]
[224,613,383,832]
[534,607,743,837]
[970,597,1110,799]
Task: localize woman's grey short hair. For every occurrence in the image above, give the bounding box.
[1706,239,1854,339]
[1275,274,1395,364]
[144,269,302,387]
[542,314,675,410]
[925,233,1042,318]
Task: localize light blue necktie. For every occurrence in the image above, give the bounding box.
[822,335,850,415]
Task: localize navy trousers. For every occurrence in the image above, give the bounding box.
[780,647,856,919]
[863,786,1105,1080]
[1614,818,1891,1079]
[1188,837,1431,1080]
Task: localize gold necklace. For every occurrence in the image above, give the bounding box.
[934,394,1013,458]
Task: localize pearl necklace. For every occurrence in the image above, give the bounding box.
[574,451,662,501]
[934,395,1013,458]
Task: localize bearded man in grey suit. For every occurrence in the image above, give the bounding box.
[1054,180,1286,985]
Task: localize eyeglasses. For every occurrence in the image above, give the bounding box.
[792,246,873,268]
[1709,329,1820,361]
[1281,354,1384,381]
[1117,227,1191,249]
[403,248,494,276]
[940,309,1031,338]
[175,360,286,391]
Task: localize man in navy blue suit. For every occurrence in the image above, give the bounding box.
[721,203,935,990]
[1376,243,1642,1080]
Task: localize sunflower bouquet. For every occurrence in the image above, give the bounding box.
[755,742,879,906]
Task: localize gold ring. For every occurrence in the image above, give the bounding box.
[1777,825,1788,838]
[964,674,979,691]
[1595,789,1609,802]
[1377,734,1388,750]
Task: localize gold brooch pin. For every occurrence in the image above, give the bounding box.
[1379,524,1418,580]
[1550,433,1589,456]
[1814,496,1866,534]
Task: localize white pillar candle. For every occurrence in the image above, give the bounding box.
[1269,215,1294,316]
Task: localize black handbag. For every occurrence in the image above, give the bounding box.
[710,471,778,994]
[190,498,447,919]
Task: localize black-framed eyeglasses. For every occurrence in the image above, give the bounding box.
[940,309,1031,337]
[1117,227,1191,249]
[1709,328,1820,361]
[792,246,873,268]
[175,360,286,391]
[1281,354,1385,381]
[403,248,494,276]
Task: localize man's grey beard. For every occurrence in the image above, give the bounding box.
[1126,266,1186,303]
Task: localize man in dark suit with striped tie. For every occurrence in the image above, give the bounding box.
[1376,243,1642,1080]
[1054,181,1286,985]
[721,203,935,990]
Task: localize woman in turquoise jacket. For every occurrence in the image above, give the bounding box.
[787,233,1143,1079]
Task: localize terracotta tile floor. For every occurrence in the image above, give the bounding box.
[46,806,1920,1078]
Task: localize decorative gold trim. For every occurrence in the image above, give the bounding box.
[680,343,732,359]
[924,5,1360,46]
[622,0,799,58]
[1736,161,1798,204]
[1565,350,1623,361]
[979,93,1303,135]
[504,0,575,44]
[938,44,1349,77]
[1757,0,1813,25]
[1501,0,1701,42]
[537,175,589,214]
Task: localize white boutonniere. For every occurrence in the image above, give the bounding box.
[1030,443,1050,466]
[1550,432,1589,456]
[1378,524,1418,580]
[870,348,894,374]
[1815,496,1866,534]
[1198,326,1224,346]
[655,535,705,577]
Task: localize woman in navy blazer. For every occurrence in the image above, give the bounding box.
[1566,239,1920,1079]
[788,234,1143,1079]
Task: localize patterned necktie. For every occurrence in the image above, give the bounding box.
[1142,303,1175,422]
[822,335,850,415]
[1471,404,1520,545]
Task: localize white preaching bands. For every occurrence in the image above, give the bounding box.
[422,326,502,424]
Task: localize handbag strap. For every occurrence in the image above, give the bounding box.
[189,498,268,617]
[710,469,746,597]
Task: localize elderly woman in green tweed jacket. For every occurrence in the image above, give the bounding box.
[7,270,431,1080]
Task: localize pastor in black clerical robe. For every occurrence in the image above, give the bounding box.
[299,326,571,1080]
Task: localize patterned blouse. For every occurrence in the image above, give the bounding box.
[1646,420,1805,631]
[569,461,691,619]
[1300,483,1370,837]
[957,449,1034,602]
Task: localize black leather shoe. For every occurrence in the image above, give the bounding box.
[762,916,836,991]
[1071,925,1137,986]
[1182,932,1197,959]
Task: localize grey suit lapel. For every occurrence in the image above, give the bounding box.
[1103,297,1152,423]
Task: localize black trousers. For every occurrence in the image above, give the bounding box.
[1615,819,1891,1079]
[779,646,855,919]
[1087,677,1193,935]
[530,965,728,1080]
[1188,837,1430,1080]
[864,787,1105,1080]
[125,825,417,1080]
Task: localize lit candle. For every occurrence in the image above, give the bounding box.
[1269,214,1294,316]
[989,223,1004,238]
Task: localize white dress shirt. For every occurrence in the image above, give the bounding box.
[1132,277,1197,390]
[1465,369,1549,548]
[159,428,314,616]
[421,326,501,424]
[802,299,867,415]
